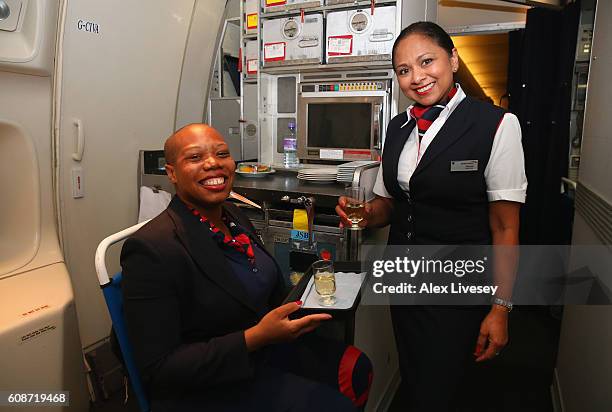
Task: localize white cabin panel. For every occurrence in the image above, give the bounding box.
[438,0,528,32]
[58,0,195,348]
[556,0,612,410]
[175,0,226,130]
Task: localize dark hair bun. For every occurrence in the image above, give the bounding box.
[392,21,455,67]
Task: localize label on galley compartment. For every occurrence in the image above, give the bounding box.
[264,42,286,61]
[247,59,258,74]
[19,324,57,345]
[247,13,258,29]
[328,35,353,55]
[21,304,51,317]
[319,149,344,160]
[265,0,287,6]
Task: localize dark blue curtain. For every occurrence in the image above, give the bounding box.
[507,2,581,245]
[223,55,241,96]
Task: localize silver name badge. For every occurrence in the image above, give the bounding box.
[450,160,478,172]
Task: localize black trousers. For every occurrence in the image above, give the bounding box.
[390,305,488,412]
[151,335,371,412]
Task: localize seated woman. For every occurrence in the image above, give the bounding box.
[121,124,372,412]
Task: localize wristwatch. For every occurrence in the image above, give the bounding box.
[492,296,513,312]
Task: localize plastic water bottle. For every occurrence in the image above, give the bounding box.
[283,121,299,168]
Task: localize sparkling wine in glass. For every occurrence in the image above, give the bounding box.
[312,260,336,306]
[345,187,366,230]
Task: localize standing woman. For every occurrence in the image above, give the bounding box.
[336,22,527,411]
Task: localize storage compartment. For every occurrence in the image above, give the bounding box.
[0,263,89,411]
[0,122,39,277]
[262,0,323,13]
[264,224,345,286]
[244,0,258,35]
[262,14,323,66]
[245,39,258,76]
[326,6,396,64]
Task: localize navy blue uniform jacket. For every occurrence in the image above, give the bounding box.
[121,196,287,399]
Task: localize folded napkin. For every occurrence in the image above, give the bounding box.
[138,186,171,223]
[301,272,366,310]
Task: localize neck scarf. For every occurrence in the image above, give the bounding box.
[409,86,458,140]
[191,208,256,264]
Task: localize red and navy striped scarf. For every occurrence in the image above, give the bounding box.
[409,86,458,140]
[191,209,256,264]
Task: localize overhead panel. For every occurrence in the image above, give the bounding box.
[438,0,528,32]
[452,33,510,106]
[0,0,22,32]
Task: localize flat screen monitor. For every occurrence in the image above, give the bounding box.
[307,103,371,149]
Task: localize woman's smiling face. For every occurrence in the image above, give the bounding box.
[165,125,236,210]
[393,33,459,106]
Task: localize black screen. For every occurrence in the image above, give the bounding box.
[307,103,371,149]
[143,150,166,175]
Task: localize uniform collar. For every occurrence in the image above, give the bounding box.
[400,83,466,129]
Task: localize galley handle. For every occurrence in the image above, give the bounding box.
[72,119,85,162]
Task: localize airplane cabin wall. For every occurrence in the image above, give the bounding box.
[175,0,227,130]
[57,0,198,348]
[556,0,612,409]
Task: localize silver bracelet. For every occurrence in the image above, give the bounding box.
[492,296,513,312]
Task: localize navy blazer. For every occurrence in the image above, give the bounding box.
[121,196,287,398]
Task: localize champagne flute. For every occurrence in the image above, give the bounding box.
[312,260,336,307]
[345,187,366,230]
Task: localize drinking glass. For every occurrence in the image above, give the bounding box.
[312,260,336,306]
[345,187,366,230]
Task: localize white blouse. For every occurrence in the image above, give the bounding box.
[373,85,528,203]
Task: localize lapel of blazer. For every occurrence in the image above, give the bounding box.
[222,204,265,250]
[167,196,259,315]
[411,96,475,180]
[382,115,413,202]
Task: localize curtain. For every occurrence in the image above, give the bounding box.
[507,1,581,244]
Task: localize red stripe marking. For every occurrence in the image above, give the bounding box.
[338,346,362,406]
[344,149,371,155]
[411,106,428,118]
[417,119,434,129]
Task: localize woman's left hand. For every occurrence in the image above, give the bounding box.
[474,305,509,362]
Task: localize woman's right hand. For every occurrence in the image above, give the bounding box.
[244,301,332,351]
[336,196,372,229]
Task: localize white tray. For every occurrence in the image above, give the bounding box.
[300,272,366,310]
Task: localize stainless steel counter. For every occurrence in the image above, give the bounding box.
[232,170,347,209]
